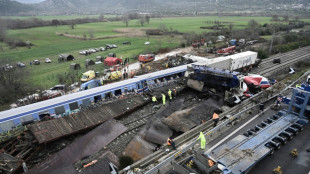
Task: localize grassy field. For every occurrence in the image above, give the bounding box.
[0,16,308,89]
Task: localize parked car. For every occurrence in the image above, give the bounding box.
[111,44,118,48]
[88,49,96,53]
[50,84,66,91]
[80,50,87,55]
[145,41,150,45]
[16,62,25,68]
[99,47,105,51]
[33,60,40,65]
[123,41,131,45]
[105,44,113,49]
[2,64,13,70]
[94,48,99,52]
[45,58,52,63]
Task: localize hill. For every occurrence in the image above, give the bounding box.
[0,0,37,15]
[1,0,309,16]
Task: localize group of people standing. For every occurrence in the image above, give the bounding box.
[152,89,175,105]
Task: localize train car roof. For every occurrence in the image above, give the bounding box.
[0,65,189,122]
[0,77,141,122]
[137,65,188,81]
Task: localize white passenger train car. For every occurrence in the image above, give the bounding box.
[0,65,187,132]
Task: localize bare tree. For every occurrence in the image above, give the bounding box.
[228,24,234,36]
[122,14,130,27]
[139,15,145,26]
[0,19,7,42]
[159,23,168,32]
[248,19,259,35]
[89,29,94,39]
[26,40,31,49]
[283,15,289,22]
[51,19,60,27]
[145,15,151,25]
[271,15,280,21]
[294,16,299,22]
[99,14,104,21]
[70,21,76,29]
[183,31,197,45]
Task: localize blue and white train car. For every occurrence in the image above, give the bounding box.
[0,65,188,132]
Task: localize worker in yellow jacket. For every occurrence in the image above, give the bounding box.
[197,132,206,149]
[152,96,157,105]
[162,93,166,105]
[168,89,172,102]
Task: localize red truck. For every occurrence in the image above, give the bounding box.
[138,54,155,63]
[216,46,236,55]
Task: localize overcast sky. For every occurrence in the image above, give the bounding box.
[14,0,45,3]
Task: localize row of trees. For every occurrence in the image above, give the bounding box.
[271,15,300,22]
[122,13,151,27]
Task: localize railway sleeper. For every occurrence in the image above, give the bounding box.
[266,118,274,123]
[289,126,300,134]
[272,115,280,120]
[262,121,270,125]
[270,140,281,150]
[265,142,276,155]
[273,136,287,145]
[278,133,290,141]
[291,123,303,131]
[285,128,298,135]
[283,130,294,139]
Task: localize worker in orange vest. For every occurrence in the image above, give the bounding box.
[167,137,176,150]
[212,112,219,127]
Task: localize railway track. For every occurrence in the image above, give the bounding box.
[120,47,310,173]
[253,46,310,76]
[122,112,156,134]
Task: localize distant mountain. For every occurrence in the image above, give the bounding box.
[0,0,37,15]
[14,0,45,4]
[1,0,309,16]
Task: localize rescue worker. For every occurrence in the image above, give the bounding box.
[168,89,172,102]
[173,89,177,98]
[197,132,206,150]
[273,166,282,174]
[167,137,176,150]
[291,149,298,157]
[152,96,157,105]
[259,103,264,114]
[296,84,301,88]
[162,93,166,105]
[212,112,219,127]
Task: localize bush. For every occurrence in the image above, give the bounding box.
[145,29,162,35]
[119,156,134,170]
[257,50,268,59]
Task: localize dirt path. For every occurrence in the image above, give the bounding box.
[56,28,148,40]
[127,46,193,71]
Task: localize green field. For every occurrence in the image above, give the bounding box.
[0,16,308,89]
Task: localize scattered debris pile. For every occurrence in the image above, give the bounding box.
[28,119,126,174]
[0,153,22,173]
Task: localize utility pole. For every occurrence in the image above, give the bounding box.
[269,26,275,57]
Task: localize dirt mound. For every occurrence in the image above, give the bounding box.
[56,28,147,40]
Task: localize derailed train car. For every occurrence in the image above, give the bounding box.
[0,65,187,132]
